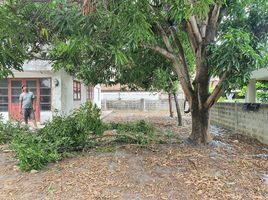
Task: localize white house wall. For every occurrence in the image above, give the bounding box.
[60,71,88,115]
[0,112,9,123]
[94,84,102,108]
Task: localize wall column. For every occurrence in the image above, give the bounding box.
[246,79,256,103]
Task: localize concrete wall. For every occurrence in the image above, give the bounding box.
[102,91,160,100]
[102,91,185,101]
[102,99,184,112]
[210,103,268,145]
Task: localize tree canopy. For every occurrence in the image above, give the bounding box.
[0,0,267,144]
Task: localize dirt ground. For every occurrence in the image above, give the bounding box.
[0,111,267,200]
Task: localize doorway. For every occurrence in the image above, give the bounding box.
[8,79,40,122]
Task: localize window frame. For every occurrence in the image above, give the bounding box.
[87,86,94,100]
[73,80,81,101]
[39,78,52,111]
[0,79,8,112]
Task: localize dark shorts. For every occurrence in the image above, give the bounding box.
[23,108,35,120]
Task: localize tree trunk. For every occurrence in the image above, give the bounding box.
[173,92,182,126]
[189,100,212,144]
[168,93,174,118]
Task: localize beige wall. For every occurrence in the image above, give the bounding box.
[210,103,268,145]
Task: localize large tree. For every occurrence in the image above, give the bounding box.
[113,48,184,125]
[51,0,267,144]
[1,0,267,144]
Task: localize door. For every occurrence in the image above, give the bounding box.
[9,79,40,122]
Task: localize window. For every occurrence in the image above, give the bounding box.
[73,81,81,101]
[40,78,51,111]
[87,86,94,100]
[0,79,8,111]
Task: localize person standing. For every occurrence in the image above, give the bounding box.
[19,85,37,128]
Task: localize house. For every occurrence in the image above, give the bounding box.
[246,68,268,103]
[0,60,101,123]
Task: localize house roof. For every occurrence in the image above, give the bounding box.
[251,68,268,80]
[101,84,123,92]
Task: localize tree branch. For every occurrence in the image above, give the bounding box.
[156,23,174,53]
[186,22,198,55]
[143,45,176,61]
[169,27,186,66]
[206,71,229,107]
[170,27,193,91]
[189,16,202,44]
[205,4,220,43]
[200,18,208,38]
[173,61,194,103]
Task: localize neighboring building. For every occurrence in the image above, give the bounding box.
[101,84,160,100]
[0,60,101,123]
[246,68,268,103]
[101,84,185,111]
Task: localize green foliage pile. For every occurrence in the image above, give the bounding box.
[107,120,158,145]
[0,116,28,144]
[7,102,159,171]
[11,102,106,171]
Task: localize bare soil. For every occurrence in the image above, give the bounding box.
[0,111,267,200]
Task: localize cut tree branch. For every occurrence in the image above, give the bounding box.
[206,71,230,107]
